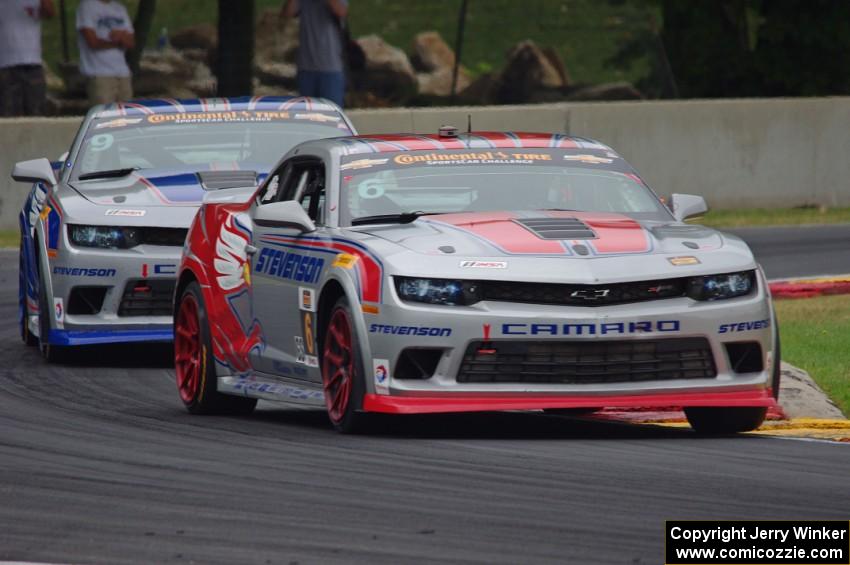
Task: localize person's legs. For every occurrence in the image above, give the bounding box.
[317,71,345,107]
[297,69,321,98]
[87,76,123,105]
[116,76,133,102]
[0,68,14,116]
[88,76,110,106]
[21,66,47,116]
[0,67,27,116]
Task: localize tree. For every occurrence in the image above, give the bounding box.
[658,0,758,98]
[127,0,157,75]
[217,0,255,97]
[754,0,850,96]
[615,0,850,99]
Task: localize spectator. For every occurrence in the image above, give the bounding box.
[76,0,135,106]
[280,0,349,107]
[0,0,56,117]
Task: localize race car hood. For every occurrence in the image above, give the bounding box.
[69,166,265,208]
[354,211,757,283]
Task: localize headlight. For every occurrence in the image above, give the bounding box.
[68,225,141,249]
[686,271,755,301]
[395,277,481,306]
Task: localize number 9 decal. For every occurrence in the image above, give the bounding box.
[89,134,114,152]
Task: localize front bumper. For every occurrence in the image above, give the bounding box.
[361,273,777,413]
[41,241,182,345]
[363,389,775,414]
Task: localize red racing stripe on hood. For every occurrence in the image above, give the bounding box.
[428,212,568,254]
[550,211,651,254]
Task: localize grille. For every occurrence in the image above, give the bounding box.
[457,338,716,384]
[481,279,686,306]
[514,217,596,240]
[118,279,175,317]
[68,286,108,315]
[140,227,188,247]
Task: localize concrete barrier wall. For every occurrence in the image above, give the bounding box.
[1,98,849,230]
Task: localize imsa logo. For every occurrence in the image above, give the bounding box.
[501,320,680,336]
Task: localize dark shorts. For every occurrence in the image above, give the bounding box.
[0,64,47,117]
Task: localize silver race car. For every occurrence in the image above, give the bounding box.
[175,129,779,434]
[13,97,355,361]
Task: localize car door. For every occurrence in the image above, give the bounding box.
[249,156,329,382]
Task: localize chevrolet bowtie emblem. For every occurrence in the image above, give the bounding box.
[570,289,611,300]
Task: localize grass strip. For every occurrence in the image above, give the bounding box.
[776,294,850,416]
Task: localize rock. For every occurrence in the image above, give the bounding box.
[253,82,297,97]
[410,31,470,97]
[778,362,847,420]
[180,47,211,64]
[255,8,299,62]
[345,90,394,109]
[170,23,218,52]
[352,34,417,102]
[541,46,571,88]
[494,40,567,104]
[134,49,204,97]
[458,72,496,104]
[186,63,217,97]
[410,31,456,73]
[50,96,91,116]
[416,67,471,97]
[566,82,643,101]
[254,59,296,89]
[42,62,65,94]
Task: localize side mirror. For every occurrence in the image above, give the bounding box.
[670,193,708,222]
[253,200,316,233]
[12,158,57,186]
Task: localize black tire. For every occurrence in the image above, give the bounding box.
[543,408,600,416]
[175,281,257,415]
[37,259,65,363]
[771,329,782,400]
[19,241,37,346]
[684,406,767,434]
[320,296,369,434]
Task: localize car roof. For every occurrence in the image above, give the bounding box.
[319,132,615,156]
[92,96,342,118]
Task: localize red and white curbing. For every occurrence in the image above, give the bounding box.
[768,274,850,299]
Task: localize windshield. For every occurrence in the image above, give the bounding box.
[340,148,672,225]
[73,111,350,179]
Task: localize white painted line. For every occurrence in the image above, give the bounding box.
[759,435,850,446]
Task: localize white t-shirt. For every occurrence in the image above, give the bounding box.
[0,0,44,69]
[76,0,133,77]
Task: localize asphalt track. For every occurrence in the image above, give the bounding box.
[1,227,849,565]
[726,224,850,279]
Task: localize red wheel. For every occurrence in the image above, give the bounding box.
[174,281,256,415]
[321,297,367,433]
[175,293,201,404]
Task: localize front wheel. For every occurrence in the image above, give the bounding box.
[19,241,37,346]
[175,281,256,415]
[771,330,782,400]
[37,262,65,363]
[321,297,369,433]
[684,406,767,434]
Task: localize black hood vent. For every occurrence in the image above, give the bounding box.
[514,217,597,240]
[198,170,257,191]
